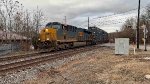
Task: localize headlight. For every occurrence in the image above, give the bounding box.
[45,29,48,32]
[47,38,50,40]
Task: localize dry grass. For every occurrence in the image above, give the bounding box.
[23,47,150,84]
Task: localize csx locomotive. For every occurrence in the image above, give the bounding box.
[37,22,108,50]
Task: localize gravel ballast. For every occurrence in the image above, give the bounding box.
[0,47,99,84]
[1,45,150,84]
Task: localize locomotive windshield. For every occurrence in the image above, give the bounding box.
[45,22,61,29]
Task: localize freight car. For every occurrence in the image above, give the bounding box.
[36,22,108,50]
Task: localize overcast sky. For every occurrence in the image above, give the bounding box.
[18,0,150,33]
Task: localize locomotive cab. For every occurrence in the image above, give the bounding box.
[38,22,60,49]
[39,28,57,42]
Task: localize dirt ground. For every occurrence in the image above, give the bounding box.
[23,47,150,84]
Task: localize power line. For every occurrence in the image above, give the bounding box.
[78,6,147,27]
[82,17,129,27]
[93,6,147,20]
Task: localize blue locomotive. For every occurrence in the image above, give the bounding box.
[37,22,108,49]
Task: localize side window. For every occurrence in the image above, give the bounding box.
[66,26,69,31]
[69,26,71,31]
[75,28,77,32]
[65,26,67,30]
[62,26,65,30]
[72,27,74,32]
[73,27,75,32]
[72,27,73,32]
[67,26,69,31]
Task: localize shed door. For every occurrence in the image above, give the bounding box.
[118,40,125,54]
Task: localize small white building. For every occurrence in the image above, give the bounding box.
[115,38,129,55]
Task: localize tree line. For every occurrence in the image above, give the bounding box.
[109,4,150,44]
[0,0,45,50]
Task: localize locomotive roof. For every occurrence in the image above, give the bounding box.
[45,22,93,34]
[89,26,108,33]
[46,22,61,26]
[46,22,78,28]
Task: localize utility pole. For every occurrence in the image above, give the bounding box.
[64,16,67,25]
[137,0,141,49]
[144,27,147,51]
[88,17,89,29]
[64,16,67,40]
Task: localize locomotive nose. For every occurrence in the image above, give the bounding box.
[39,28,57,42]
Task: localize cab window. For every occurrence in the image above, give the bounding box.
[45,23,52,27]
[52,25,61,29]
[46,24,61,29]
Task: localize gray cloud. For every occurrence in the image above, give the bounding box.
[18,0,150,32]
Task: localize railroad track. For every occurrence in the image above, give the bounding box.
[0,45,99,75]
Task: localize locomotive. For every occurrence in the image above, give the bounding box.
[89,26,109,44]
[37,22,108,50]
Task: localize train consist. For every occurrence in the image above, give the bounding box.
[37,22,108,50]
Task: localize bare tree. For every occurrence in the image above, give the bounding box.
[0,0,45,51]
[32,7,44,49]
[119,4,150,43]
[1,0,20,52]
[1,0,19,31]
[33,7,44,35]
